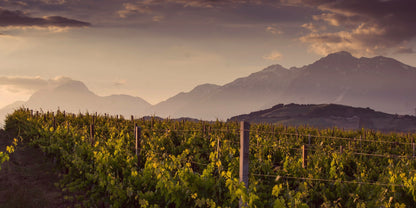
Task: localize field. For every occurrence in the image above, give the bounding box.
[2,108,416,207]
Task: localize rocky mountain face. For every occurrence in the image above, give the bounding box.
[228,103,416,132]
[150,83,221,119]
[149,64,300,120]
[283,52,416,115]
[151,51,416,120]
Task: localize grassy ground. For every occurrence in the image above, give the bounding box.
[0,130,72,208]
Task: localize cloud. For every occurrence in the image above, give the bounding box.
[0,76,73,92]
[114,0,304,21]
[1,1,313,35]
[2,0,413,58]
[40,0,66,5]
[0,8,91,27]
[113,79,127,86]
[298,0,416,56]
[152,15,164,22]
[141,0,266,8]
[395,47,415,54]
[266,26,282,35]
[117,2,153,18]
[263,51,282,60]
[301,22,326,33]
[115,0,218,18]
[166,0,214,8]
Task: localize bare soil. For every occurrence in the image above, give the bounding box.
[0,130,72,208]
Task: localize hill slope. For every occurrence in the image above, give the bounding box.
[228,103,416,132]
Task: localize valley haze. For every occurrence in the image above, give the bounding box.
[1,52,415,129]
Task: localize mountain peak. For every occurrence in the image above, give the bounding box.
[311,51,358,68]
[330,51,354,57]
[190,83,220,94]
[261,64,288,72]
[55,80,90,93]
[321,51,356,61]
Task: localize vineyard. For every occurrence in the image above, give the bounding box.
[0,136,18,171]
[3,108,416,207]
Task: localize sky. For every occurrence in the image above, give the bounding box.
[0,0,415,108]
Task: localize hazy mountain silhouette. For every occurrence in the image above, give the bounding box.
[228,103,416,132]
[151,51,416,120]
[0,80,151,126]
[1,51,416,125]
[0,101,26,126]
[150,64,299,119]
[283,52,416,115]
[150,83,221,119]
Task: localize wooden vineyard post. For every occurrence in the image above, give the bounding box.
[135,124,141,168]
[217,137,220,159]
[53,113,56,131]
[302,145,307,169]
[90,124,95,145]
[240,121,250,208]
[340,145,343,154]
[93,113,96,125]
[412,137,415,158]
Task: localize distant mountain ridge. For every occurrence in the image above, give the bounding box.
[1,51,416,126]
[228,103,416,132]
[0,80,151,126]
[151,51,416,120]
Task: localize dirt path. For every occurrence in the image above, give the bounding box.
[0,130,72,207]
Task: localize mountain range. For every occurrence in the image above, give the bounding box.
[1,51,415,126]
[0,81,151,126]
[151,51,416,119]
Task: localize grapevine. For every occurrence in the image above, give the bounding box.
[4,108,416,207]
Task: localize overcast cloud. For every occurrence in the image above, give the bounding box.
[0,76,73,92]
[299,0,416,56]
[0,7,90,27]
[0,0,413,55]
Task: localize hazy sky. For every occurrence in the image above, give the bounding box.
[0,0,415,108]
